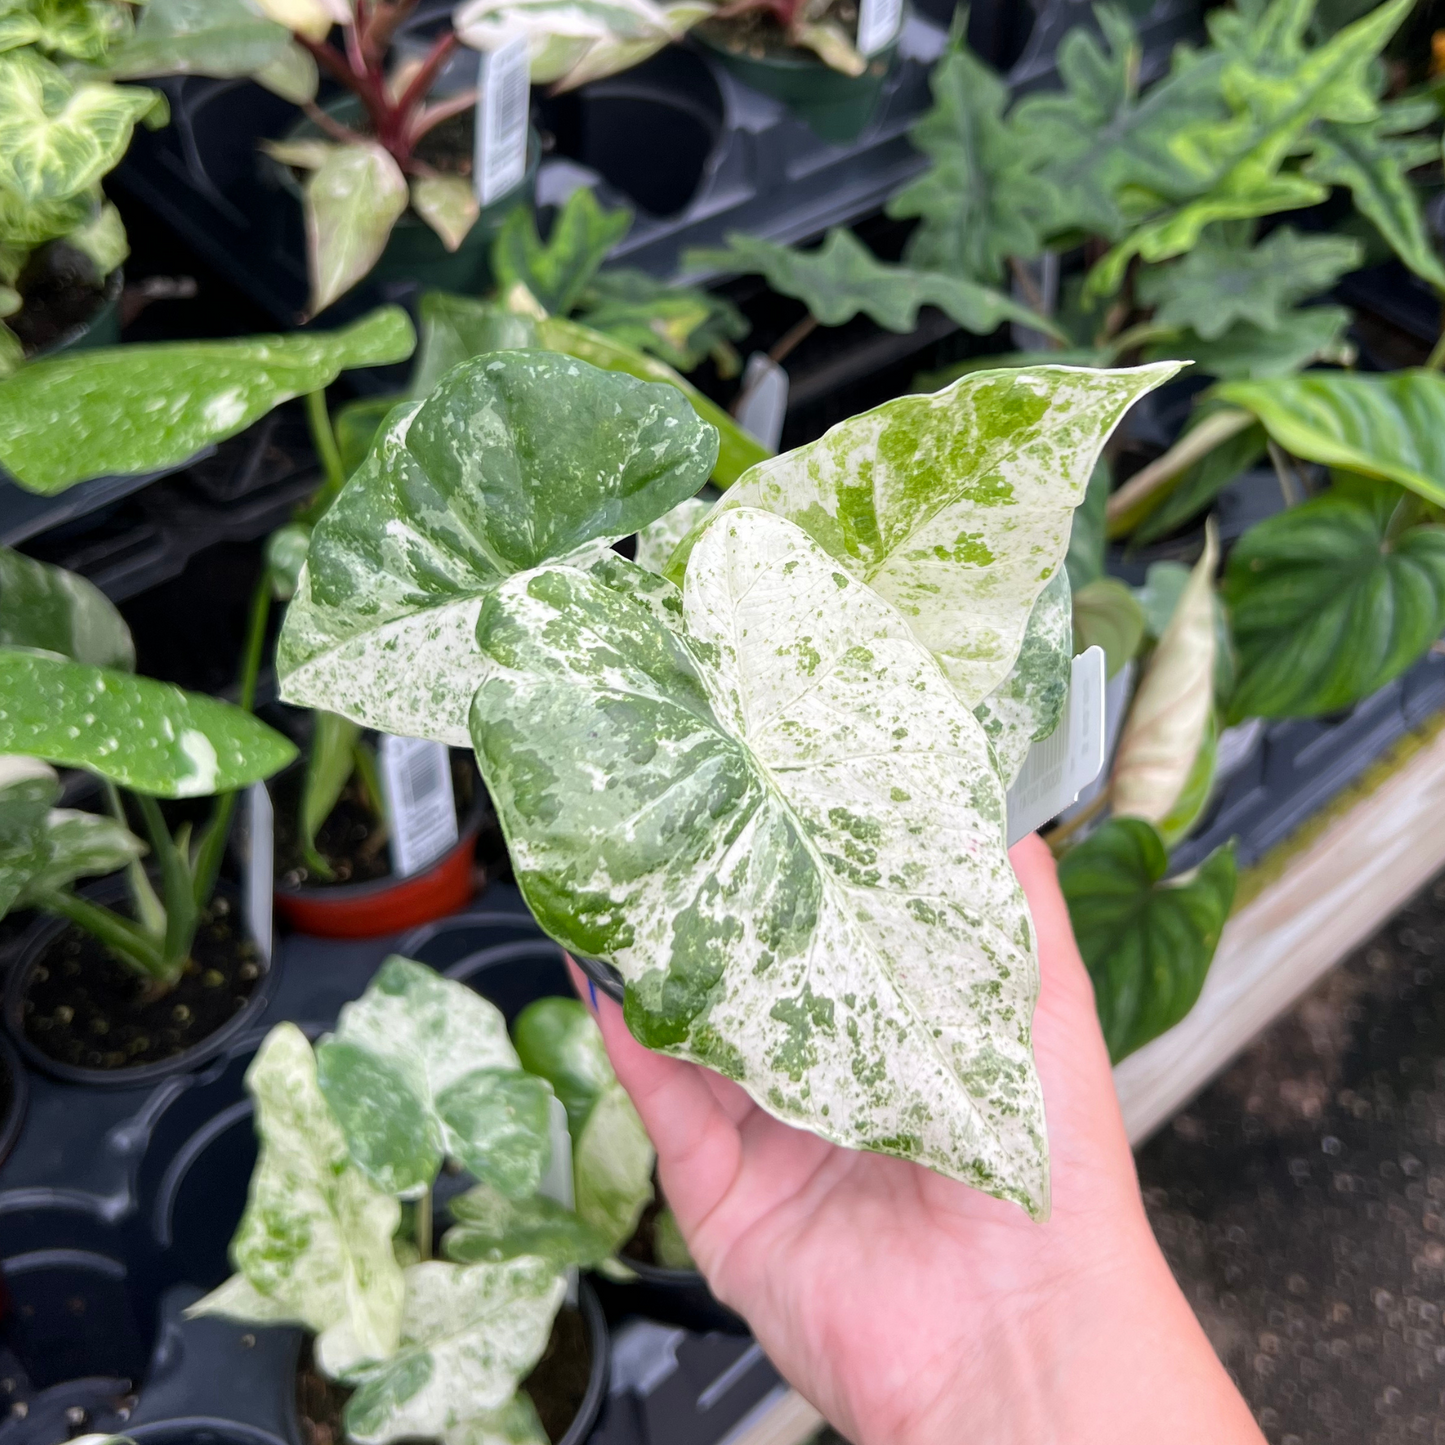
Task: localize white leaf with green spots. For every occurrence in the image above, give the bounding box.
[972,568,1072,786]
[666,363,1180,707]
[187,1024,406,1376]
[341,1259,563,1445]
[633,494,712,575]
[443,1182,613,1269]
[472,508,1049,1214]
[444,1394,549,1445]
[0,546,134,669]
[316,957,554,1200]
[277,352,718,745]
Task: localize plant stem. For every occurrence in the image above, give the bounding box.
[305,387,347,510]
[1044,789,1109,853]
[416,1187,432,1262]
[40,890,167,980]
[1100,320,1180,361]
[1266,439,1303,507]
[104,779,167,937]
[767,314,818,366]
[135,793,198,980]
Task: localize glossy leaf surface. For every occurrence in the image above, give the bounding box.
[0,545,133,669]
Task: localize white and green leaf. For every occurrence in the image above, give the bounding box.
[305,141,409,315]
[633,494,711,576]
[443,1182,613,1269]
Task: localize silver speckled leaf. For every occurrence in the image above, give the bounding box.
[973,568,1072,786]
[277,351,718,745]
[633,494,712,575]
[667,363,1179,706]
[472,508,1047,1215]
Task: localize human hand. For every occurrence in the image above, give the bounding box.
[572,834,1265,1445]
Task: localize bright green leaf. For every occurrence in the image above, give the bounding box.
[299,710,359,880]
[306,142,409,315]
[491,187,631,317]
[511,996,615,1138]
[0,545,134,668]
[68,199,127,280]
[575,267,748,375]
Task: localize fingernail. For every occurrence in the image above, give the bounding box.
[587,979,599,1012]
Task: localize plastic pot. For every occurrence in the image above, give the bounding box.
[1,881,278,1088]
[0,1031,27,1170]
[693,21,900,143]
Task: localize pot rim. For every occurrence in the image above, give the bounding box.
[1,879,280,1089]
[0,1025,29,1167]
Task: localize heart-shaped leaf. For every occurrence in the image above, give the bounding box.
[443,1183,612,1269]
[1058,819,1236,1063]
[316,956,554,1199]
[0,649,298,796]
[670,362,1178,706]
[472,508,1049,1215]
[187,1023,406,1376]
[0,546,133,669]
[341,1259,563,1445]
[1221,485,1445,720]
[276,351,717,744]
[305,142,409,314]
[0,306,415,493]
[1071,577,1144,678]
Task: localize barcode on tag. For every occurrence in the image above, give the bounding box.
[245,781,273,964]
[474,34,530,207]
[857,0,903,56]
[378,735,459,877]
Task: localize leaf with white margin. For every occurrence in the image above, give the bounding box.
[0,650,297,797]
[276,351,717,745]
[187,1023,405,1376]
[316,956,554,1199]
[0,755,62,915]
[472,508,1048,1214]
[411,175,479,253]
[0,546,134,670]
[443,1182,613,1269]
[665,363,1180,707]
[972,568,1071,786]
[341,1258,563,1445]
[306,142,409,315]
[633,494,712,575]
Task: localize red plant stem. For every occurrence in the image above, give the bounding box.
[395,30,460,127]
[343,17,369,76]
[302,100,368,146]
[297,32,396,153]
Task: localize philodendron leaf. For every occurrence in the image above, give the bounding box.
[1072,578,1145,679]
[306,142,409,315]
[1221,485,1445,720]
[0,306,416,493]
[443,1183,612,1269]
[316,956,554,1199]
[277,351,718,745]
[669,362,1179,706]
[188,1023,406,1376]
[341,1258,563,1445]
[1058,819,1236,1063]
[0,546,134,669]
[491,187,632,316]
[472,508,1049,1214]
[1110,526,1218,826]
[633,495,712,576]
[1214,371,1445,508]
[972,569,1072,786]
[1154,305,1352,382]
[0,650,298,796]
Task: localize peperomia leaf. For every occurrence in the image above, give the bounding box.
[305,142,409,315]
[633,494,711,577]
[1071,578,1144,680]
[276,351,717,745]
[316,957,554,1200]
[0,305,415,493]
[1214,371,1445,507]
[471,508,1050,1214]
[1059,819,1236,1063]
[669,362,1179,706]
[0,545,134,669]
[410,175,480,253]
[491,187,632,317]
[1221,485,1445,721]
[341,1259,563,1445]
[443,1183,613,1269]
[0,649,298,796]
[972,569,1072,787]
[187,1023,406,1376]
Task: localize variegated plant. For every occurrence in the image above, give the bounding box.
[278,349,1175,1215]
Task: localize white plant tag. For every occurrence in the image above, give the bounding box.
[857,0,903,56]
[474,34,530,207]
[537,1094,578,1303]
[1006,646,1107,845]
[245,781,273,964]
[733,352,789,451]
[378,735,458,877]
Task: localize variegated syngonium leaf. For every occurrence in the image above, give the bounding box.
[443,1182,613,1269]
[187,1023,406,1377]
[667,363,1181,708]
[472,507,1049,1215]
[633,494,712,576]
[341,1258,564,1445]
[316,957,554,1200]
[276,351,718,745]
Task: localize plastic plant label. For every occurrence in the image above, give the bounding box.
[1006,646,1107,845]
[378,735,458,877]
[474,34,530,207]
[246,780,273,964]
[857,0,903,57]
[733,352,788,451]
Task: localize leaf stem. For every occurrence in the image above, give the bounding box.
[1266,439,1303,507]
[1044,789,1109,854]
[104,779,166,937]
[766,314,818,366]
[1428,326,1445,371]
[304,388,347,510]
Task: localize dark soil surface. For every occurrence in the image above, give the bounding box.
[20,894,261,1071]
[10,244,109,355]
[294,1306,590,1445]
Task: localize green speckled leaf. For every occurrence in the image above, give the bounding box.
[0,649,297,796]
[443,1182,612,1269]
[342,1259,563,1445]
[0,545,133,669]
[277,351,717,745]
[317,957,553,1200]
[13,806,145,911]
[472,507,1049,1214]
[0,306,415,493]
[670,363,1178,707]
[633,495,711,576]
[187,1023,406,1376]
[1059,819,1236,1063]
[0,755,58,915]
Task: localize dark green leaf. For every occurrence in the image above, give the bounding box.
[490,187,632,316]
[1150,305,1352,381]
[1072,577,1145,678]
[0,544,133,668]
[443,1185,612,1269]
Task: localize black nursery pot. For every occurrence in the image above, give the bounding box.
[0,1029,28,1169]
[1,881,277,1088]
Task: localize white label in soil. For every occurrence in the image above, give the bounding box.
[1006,646,1107,845]
[245,780,273,964]
[474,34,530,207]
[734,352,789,451]
[857,0,903,57]
[378,735,458,878]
